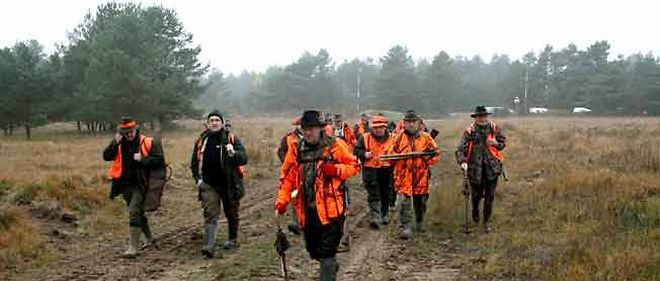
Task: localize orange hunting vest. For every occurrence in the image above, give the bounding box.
[108,135,152,179]
[466,122,503,161]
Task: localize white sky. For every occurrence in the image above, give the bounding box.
[1,0,658,74]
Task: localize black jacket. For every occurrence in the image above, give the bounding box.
[190,129,248,201]
[102,131,165,196]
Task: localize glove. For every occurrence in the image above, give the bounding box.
[196,179,204,189]
[321,163,340,177]
[275,202,287,215]
[460,163,468,171]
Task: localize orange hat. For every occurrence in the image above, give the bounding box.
[371,115,388,128]
[118,117,137,132]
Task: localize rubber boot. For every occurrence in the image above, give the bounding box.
[319,257,339,281]
[399,196,414,240]
[201,223,218,258]
[369,201,381,229]
[122,227,141,258]
[141,222,158,249]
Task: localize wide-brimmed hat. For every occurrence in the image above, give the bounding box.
[300,110,326,127]
[470,105,492,118]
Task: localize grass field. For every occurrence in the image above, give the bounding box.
[0,116,658,280]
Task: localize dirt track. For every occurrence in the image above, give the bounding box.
[9,161,460,281]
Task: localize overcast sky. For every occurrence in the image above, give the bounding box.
[1,0,658,74]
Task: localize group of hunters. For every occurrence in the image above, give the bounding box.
[102,105,506,281]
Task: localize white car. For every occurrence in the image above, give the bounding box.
[572,107,592,113]
[529,107,549,114]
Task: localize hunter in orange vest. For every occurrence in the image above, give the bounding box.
[389,110,440,239]
[455,105,506,233]
[275,110,359,281]
[103,117,165,258]
[354,114,395,229]
[191,110,248,258]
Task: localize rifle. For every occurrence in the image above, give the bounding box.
[461,170,472,234]
[274,216,290,281]
[379,150,438,161]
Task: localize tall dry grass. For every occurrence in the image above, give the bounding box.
[0,118,289,272]
[427,117,660,280]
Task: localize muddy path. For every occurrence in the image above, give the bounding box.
[9,163,461,281]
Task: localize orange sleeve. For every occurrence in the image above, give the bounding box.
[332,139,360,180]
[425,134,440,166]
[276,145,298,207]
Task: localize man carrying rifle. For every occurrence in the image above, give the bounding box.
[455,105,506,233]
[275,110,359,281]
[389,110,440,239]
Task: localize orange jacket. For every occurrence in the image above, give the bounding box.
[359,132,394,168]
[390,131,440,195]
[275,136,359,227]
[108,135,152,179]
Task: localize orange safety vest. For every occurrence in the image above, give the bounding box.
[276,137,359,227]
[362,132,394,169]
[465,122,503,161]
[108,135,152,179]
[196,133,245,177]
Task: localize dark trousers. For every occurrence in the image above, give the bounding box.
[364,167,392,218]
[471,178,498,223]
[121,184,147,227]
[304,208,344,260]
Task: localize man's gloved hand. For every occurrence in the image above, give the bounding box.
[275,202,287,215]
[197,179,204,189]
[364,151,373,160]
[226,144,235,157]
[460,162,468,171]
[321,163,340,177]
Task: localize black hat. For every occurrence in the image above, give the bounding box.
[403,110,420,121]
[470,105,491,117]
[300,110,326,127]
[333,113,343,120]
[207,110,224,121]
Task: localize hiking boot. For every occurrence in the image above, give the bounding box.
[121,227,141,259]
[222,239,239,250]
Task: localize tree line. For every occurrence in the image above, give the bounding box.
[2,2,659,139]
[201,42,660,118]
